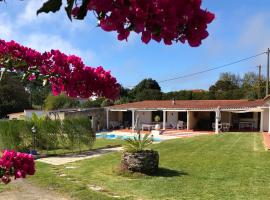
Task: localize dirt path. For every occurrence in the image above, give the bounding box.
[0,179,72,200]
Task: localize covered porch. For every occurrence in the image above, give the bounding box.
[106,107,266,134]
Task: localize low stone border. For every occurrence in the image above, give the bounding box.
[263,132,270,150]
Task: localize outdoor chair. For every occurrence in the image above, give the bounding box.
[177,121,185,130]
[222,123,230,132]
[212,123,222,132]
[110,121,121,129]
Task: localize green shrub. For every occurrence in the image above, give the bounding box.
[0,115,95,154]
[0,120,32,151]
[44,93,79,110]
[61,117,95,152]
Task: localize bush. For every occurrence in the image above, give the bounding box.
[0,116,95,154]
[0,120,31,151]
[44,93,79,110]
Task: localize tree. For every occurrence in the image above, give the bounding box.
[131,78,162,101]
[241,72,266,99]
[81,97,106,108]
[163,90,192,100]
[219,72,241,88]
[26,80,51,108]
[0,73,31,118]
[208,72,244,100]
[44,93,79,110]
[101,99,114,107]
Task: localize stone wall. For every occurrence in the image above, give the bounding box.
[47,108,106,131]
[121,150,159,174]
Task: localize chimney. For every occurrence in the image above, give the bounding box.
[172,98,175,105]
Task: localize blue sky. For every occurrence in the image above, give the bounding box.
[1,0,270,92]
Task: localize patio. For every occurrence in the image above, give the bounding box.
[106,105,263,134]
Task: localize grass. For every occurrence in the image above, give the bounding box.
[93,138,125,149]
[42,138,125,156]
[16,134,270,199]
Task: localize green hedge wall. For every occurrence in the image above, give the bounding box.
[0,116,95,153]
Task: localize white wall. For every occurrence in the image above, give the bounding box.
[167,111,178,126]
[263,108,269,132]
[136,111,152,127]
[24,110,46,118]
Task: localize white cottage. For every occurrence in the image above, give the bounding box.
[106,97,270,133]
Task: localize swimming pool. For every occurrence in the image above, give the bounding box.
[96,133,163,142]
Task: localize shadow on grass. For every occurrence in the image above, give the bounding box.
[153,168,188,177]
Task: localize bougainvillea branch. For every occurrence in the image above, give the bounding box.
[0,39,120,99]
[0,0,215,46]
[0,150,35,184]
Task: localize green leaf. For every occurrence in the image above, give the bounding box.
[37,0,63,15]
[65,0,75,21]
[75,0,90,20]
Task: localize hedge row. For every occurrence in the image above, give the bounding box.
[0,115,95,154]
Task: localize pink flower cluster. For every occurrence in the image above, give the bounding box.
[0,39,120,99]
[0,150,35,184]
[73,0,214,46]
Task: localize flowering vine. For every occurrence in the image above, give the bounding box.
[12,0,215,47]
[0,39,120,99]
[0,150,35,184]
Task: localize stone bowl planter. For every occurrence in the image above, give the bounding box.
[121,150,159,174]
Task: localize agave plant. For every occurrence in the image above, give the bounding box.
[124,114,153,152]
[124,130,153,152]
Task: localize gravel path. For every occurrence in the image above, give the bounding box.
[0,179,72,200]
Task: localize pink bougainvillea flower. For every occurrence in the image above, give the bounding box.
[0,39,120,99]
[71,0,215,46]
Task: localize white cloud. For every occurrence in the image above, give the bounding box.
[0,0,99,67]
[23,33,97,65]
[16,0,56,26]
[0,13,14,40]
[16,0,90,32]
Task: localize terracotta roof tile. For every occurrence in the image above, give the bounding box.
[109,99,266,110]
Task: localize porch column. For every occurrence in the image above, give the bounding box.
[163,110,166,130]
[260,110,264,132]
[132,110,135,131]
[187,111,190,130]
[268,106,270,133]
[215,110,219,134]
[106,109,109,130]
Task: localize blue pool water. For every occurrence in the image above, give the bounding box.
[96,133,163,142]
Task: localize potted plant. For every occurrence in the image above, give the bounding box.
[121,130,159,175]
[154,115,161,130]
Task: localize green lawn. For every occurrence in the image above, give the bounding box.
[42,138,125,156]
[27,133,270,199]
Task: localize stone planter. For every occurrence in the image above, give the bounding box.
[121,150,159,174]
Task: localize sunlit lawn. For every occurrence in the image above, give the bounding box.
[24,134,270,199]
[42,138,125,156]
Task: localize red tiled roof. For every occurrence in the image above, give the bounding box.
[191,89,205,93]
[109,99,266,110]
